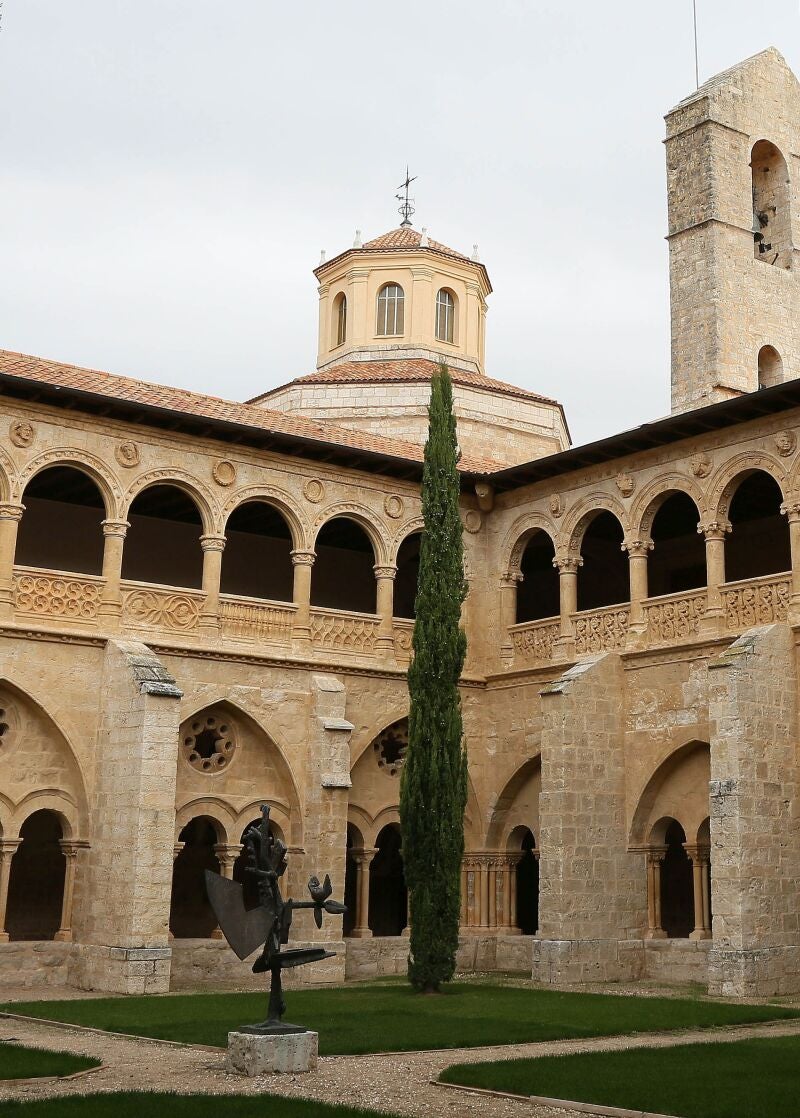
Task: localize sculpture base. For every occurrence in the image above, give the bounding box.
[226,1029,318,1076]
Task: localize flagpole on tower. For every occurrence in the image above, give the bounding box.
[692,0,700,89]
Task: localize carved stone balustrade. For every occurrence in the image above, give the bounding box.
[644,589,707,645]
[219,595,296,645]
[573,603,630,655]
[121,581,205,633]
[721,573,790,632]
[310,607,380,655]
[509,616,560,667]
[13,566,105,623]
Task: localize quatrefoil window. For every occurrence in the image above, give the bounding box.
[183,714,236,773]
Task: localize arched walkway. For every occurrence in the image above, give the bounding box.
[648,492,706,597]
[16,467,105,575]
[5,810,66,941]
[170,816,220,938]
[660,819,693,938]
[516,530,559,622]
[123,485,204,589]
[725,471,790,581]
[577,511,629,610]
[394,532,422,619]
[221,502,293,602]
[312,517,376,613]
[510,826,539,935]
[369,823,406,936]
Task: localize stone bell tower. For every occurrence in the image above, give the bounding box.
[665,48,800,413]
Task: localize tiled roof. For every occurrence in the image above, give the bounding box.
[260,358,560,407]
[0,349,501,474]
[361,227,469,261]
[315,226,492,292]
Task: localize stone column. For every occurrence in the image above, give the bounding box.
[212,844,242,940]
[478,856,490,929]
[99,519,129,629]
[708,624,800,996]
[685,844,712,940]
[699,519,730,636]
[781,501,800,624]
[645,848,668,939]
[291,550,315,651]
[553,555,581,659]
[374,564,397,658]
[460,863,468,927]
[78,641,183,994]
[488,857,498,930]
[535,653,643,984]
[350,848,376,938]
[0,839,21,941]
[0,503,24,622]
[410,266,434,344]
[54,840,86,942]
[168,842,184,943]
[624,536,652,647]
[199,534,226,634]
[499,571,521,663]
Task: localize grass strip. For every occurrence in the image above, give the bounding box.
[440,1034,800,1118]
[1,1093,397,1117]
[2,984,798,1055]
[0,1042,99,1081]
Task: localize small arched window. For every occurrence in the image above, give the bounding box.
[435,289,455,343]
[333,293,347,347]
[751,140,792,269]
[758,345,783,389]
[376,283,404,336]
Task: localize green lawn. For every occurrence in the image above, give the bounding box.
[1,1095,399,1118]
[2,984,798,1055]
[440,1034,800,1118]
[0,1042,99,1081]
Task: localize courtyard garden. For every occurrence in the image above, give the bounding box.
[440,1033,800,1118]
[0,1044,99,1082]
[3,982,797,1054]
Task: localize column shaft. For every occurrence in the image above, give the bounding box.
[374,565,397,657]
[0,504,24,621]
[55,843,80,942]
[0,840,21,941]
[199,535,226,633]
[291,550,315,649]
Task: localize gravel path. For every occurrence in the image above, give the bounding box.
[3,1013,800,1118]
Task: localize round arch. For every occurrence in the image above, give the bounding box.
[174,799,234,844]
[708,454,787,523]
[562,494,630,556]
[501,513,559,576]
[632,476,707,540]
[124,471,216,535]
[312,505,388,565]
[15,450,120,519]
[221,488,305,551]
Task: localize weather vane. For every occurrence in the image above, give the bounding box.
[396,167,417,227]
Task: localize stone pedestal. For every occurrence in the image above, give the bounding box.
[226,1030,318,1076]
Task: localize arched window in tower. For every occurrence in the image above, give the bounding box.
[376,283,404,336]
[435,289,455,343]
[758,345,783,389]
[333,293,347,347]
[751,140,792,269]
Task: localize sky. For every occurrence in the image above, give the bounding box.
[2,2,800,447]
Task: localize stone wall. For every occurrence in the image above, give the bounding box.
[170,939,345,991]
[344,935,535,980]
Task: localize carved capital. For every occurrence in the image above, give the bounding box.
[291,549,316,567]
[200,534,227,553]
[500,570,523,588]
[622,536,653,557]
[698,519,731,541]
[781,500,800,523]
[646,846,668,866]
[373,564,398,581]
[0,503,24,523]
[102,518,130,539]
[553,554,583,574]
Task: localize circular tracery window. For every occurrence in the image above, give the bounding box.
[373,720,408,776]
[182,713,236,773]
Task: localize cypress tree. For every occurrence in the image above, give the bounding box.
[399,365,468,993]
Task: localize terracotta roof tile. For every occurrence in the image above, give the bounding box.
[0,349,501,474]
[259,358,560,407]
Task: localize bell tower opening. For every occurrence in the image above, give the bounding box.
[751,140,791,269]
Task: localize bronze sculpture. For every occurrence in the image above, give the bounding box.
[205,804,345,1035]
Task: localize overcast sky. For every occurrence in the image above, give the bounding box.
[2,2,800,446]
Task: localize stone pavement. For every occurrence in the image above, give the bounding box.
[3,1010,800,1117]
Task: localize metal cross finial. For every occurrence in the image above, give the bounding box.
[396,167,417,227]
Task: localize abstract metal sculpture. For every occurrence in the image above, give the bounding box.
[205,804,345,1035]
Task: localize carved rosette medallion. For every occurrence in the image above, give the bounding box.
[776,430,797,457]
[115,441,140,468]
[690,452,712,478]
[384,494,404,519]
[303,478,325,503]
[616,472,635,497]
[464,510,482,534]
[212,460,237,487]
[181,712,236,774]
[10,421,35,449]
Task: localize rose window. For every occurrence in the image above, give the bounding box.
[183,714,235,773]
[373,720,408,776]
